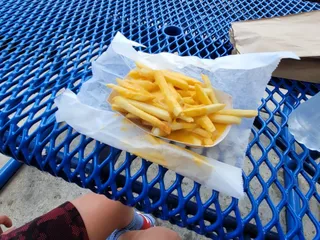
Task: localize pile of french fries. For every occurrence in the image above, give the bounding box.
[107,62,258,146]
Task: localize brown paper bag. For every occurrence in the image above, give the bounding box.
[230,11,320,83]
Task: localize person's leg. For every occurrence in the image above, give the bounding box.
[119,227,181,240]
[71,193,134,240]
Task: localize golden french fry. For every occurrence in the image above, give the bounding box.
[184,103,204,108]
[177,90,193,97]
[151,90,164,99]
[177,114,194,123]
[183,104,226,117]
[112,104,126,113]
[162,71,189,90]
[162,70,201,85]
[113,96,171,134]
[154,71,182,117]
[170,122,197,131]
[188,85,195,90]
[127,79,157,91]
[126,99,172,122]
[203,138,214,145]
[166,130,202,145]
[195,84,212,105]
[188,128,212,138]
[201,74,219,103]
[151,127,167,136]
[196,115,216,132]
[106,84,154,101]
[137,68,154,79]
[116,78,143,92]
[151,100,169,111]
[167,83,178,99]
[201,74,211,86]
[218,109,258,118]
[168,83,183,104]
[128,69,141,79]
[209,114,242,125]
[126,113,139,119]
[182,97,197,105]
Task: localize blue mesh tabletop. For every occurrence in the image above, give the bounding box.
[0,0,320,239]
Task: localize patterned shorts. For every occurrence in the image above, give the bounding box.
[0,202,89,240]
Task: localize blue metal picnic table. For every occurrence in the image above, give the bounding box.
[0,0,319,239]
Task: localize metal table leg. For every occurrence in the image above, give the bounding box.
[0,159,23,190]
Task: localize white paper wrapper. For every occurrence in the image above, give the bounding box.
[55,32,298,198]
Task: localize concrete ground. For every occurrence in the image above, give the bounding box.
[0,113,319,239]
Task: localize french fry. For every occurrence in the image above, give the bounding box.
[188,85,195,90]
[128,69,141,79]
[162,71,189,90]
[126,99,172,122]
[162,70,201,85]
[195,84,212,105]
[183,103,204,109]
[113,96,171,134]
[106,84,154,101]
[196,115,216,132]
[128,67,154,81]
[112,104,126,113]
[183,104,226,117]
[201,74,211,87]
[137,68,154,79]
[188,128,212,138]
[151,127,167,136]
[151,90,164,99]
[177,114,194,123]
[126,113,139,119]
[182,97,197,105]
[167,83,178,99]
[168,83,183,104]
[177,90,193,97]
[118,79,152,96]
[166,130,202,145]
[201,74,219,103]
[155,71,182,117]
[209,114,242,125]
[116,79,147,93]
[127,79,157,91]
[203,138,214,145]
[151,100,169,111]
[218,109,258,118]
[170,122,197,131]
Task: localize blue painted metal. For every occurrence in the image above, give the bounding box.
[282,93,301,240]
[0,0,320,239]
[0,159,23,190]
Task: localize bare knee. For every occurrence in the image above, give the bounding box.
[71,193,134,240]
[72,193,128,213]
[149,227,181,240]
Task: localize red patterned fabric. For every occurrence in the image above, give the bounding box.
[0,202,89,240]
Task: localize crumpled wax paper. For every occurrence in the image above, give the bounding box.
[55,32,298,198]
